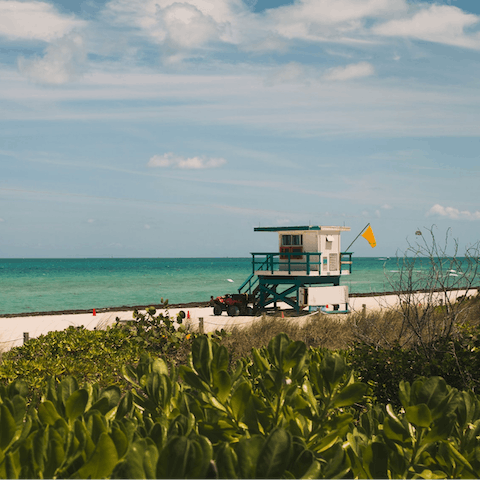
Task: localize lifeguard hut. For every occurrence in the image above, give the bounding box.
[238,225,353,313]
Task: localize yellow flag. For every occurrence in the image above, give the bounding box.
[362,225,377,248]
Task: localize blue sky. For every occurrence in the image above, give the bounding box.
[1,0,479,258]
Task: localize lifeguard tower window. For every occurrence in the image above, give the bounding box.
[325,236,333,250]
[282,235,303,246]
[281,234,303,259]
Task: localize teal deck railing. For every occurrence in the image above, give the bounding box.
[250,252,353,275]
[239,252,353,294]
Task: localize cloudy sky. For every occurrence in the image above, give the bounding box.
[1,0,479,258]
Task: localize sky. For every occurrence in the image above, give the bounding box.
[1,0,480,258]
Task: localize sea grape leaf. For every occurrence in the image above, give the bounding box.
[213,370,231,403]
[85,410,108,444]
[179,366,208,392]
[284,340,307,377]
[406,404,432,428]
[267,333,290,371]
[383,417,411,444]
[236,435,265,479]
[364,442,389,479]
[230,381,252,422]
[0,404,17,450]
[399,380,411,409]
[90,386,121,414]
[215,442,238,479]
[111,424,129,459]
[142,439,159,479]
[43,434,65,479]
[212,344,230,376]
[111,439,156,479]
[188,435,214,478]
[320,353,346,394]
[58,377,79,411]
[300,459,322,479]
[422,414,456,444]
[157,435,191,478]
[65,389,89,421]
[72,432,118,479]
[9,395,27,426]
[256,427,292,479]
[152,358,169,376]
[38,401,62,426]
[192,336,213,384]
[32,426,50,471]
[414,377,448,409]
[331,382,368,408]
[252,348,269,374]
[116,391,134,420]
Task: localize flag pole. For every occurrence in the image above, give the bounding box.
[345,223,370,252]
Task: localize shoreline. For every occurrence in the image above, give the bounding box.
[0,287,477,351]
[1,286,477,318]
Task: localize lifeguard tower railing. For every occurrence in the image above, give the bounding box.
[239,251,353,296]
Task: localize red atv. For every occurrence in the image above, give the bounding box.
[211,293,255,316]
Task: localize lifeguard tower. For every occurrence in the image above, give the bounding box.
[238,225,353,313]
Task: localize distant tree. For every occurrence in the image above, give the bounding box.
[382,225,480,355]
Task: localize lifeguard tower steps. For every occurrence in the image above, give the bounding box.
[238,252,352,313]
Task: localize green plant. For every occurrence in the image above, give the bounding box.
[1,333,480,478]
[349,322,480,406]
[0,326,142,394]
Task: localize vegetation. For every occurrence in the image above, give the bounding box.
[0,332,478,478]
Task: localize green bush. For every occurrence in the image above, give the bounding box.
[349,322,480,406]
[0,334,479,478]
[0,325,140,393]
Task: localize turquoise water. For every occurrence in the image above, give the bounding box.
[0,257,473,315]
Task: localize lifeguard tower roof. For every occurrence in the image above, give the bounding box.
[254,225,350,232]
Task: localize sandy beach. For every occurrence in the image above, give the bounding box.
[0,288,477,351]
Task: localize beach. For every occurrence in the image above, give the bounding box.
[1,288,476,352]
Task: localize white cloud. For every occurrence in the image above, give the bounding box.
[427,204,480,220]
[373,5,480,49]
[18,33,87,84]
[0,1,84,41]
[148,152,227,169]
[323,61,374,81]
[101,0,480,62]
[0,218,4,222]
[104,0,244,52]
[160,2,221,49]
[267,0,407,41]
[144,224,151,229]
[381,204,393,210]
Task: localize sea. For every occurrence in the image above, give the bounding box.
[0,257,474,316]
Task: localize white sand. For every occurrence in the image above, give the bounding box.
[0,288,476,351]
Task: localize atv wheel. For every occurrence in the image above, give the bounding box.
[213,305,223,316]
[227,305,240,316]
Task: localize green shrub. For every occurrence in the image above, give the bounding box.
[0,325,141,394]
[349,323,480,406]
[0,334,479,478]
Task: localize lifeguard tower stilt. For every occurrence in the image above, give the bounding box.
[238,226,353,313]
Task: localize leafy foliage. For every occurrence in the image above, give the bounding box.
[0,332,479,478]
[349,322,480,406]
[0,306,206,397]
[0,325,140,393]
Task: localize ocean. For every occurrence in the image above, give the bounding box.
[0,257,473,315]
